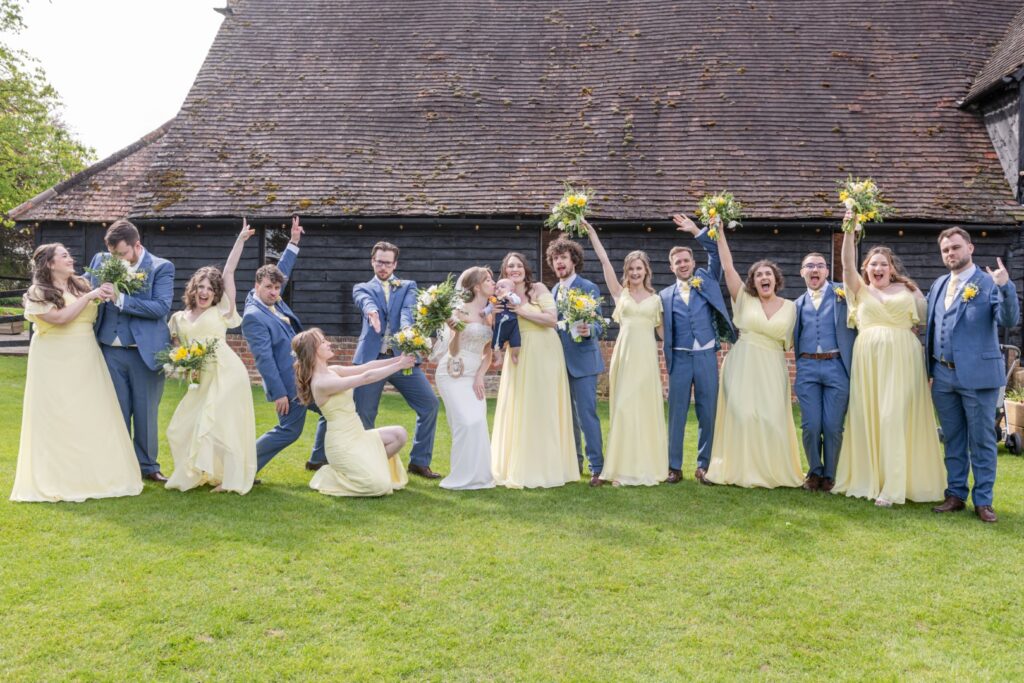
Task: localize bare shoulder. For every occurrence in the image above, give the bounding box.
[530,282,551,297]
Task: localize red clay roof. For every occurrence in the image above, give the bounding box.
[964,3,1024,106]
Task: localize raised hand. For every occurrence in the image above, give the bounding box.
[396,354,416,370]
[238,217,256,242]
[367,310,381,334]
[672,214,700,235]
[99,282,116,300]
[986,257,1010,287]
[289,215,304,245]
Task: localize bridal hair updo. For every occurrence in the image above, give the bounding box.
[621,250,654,294]
[457,266,492,303]
[182,266,225,310]
[292,328,325,406]
[743,259,785,297]
[27,243,92,310]
[860,245,919,292]
[500,252,537,304]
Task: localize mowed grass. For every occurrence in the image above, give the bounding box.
[1,354,1023,681]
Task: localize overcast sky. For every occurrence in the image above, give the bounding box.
[8,0,223,159]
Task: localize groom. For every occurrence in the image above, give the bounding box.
[89,219,174,481]
[927,227,1019,523]
[352,241,440,478]
[548,236,605,486]
[242,216,327,474]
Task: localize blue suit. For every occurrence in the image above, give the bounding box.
[553,274,605,476]
[352,276,439,468]
[926,268,1019,507]
[241,246,326,472]
[89,249,174,476]
[792,283,856,481]
[661,229,736,472]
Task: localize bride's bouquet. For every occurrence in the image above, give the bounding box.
[556,288,608,343]
[86,255,147,295]
[156,338,219,389]
[414,274,465,337]
[697,192,743,240]
[838,175,894,236]
[390,326,432,375]
[545,181,593,238]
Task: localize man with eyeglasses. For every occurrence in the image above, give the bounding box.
[352,241,441,478]
[792,252,856,492]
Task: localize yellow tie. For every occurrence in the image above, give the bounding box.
[382,281,391,304]
[944,274,959,310]
[678,281,691,305]
[269,305,290,324]
[810,288,823,311]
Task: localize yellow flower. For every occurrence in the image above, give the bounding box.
[834,286,846,300]
[867,210,877,219]
[413,335,425,346]
[962,283,979,303]
[708,207,717,217]
[689,276,703,290]
[419,306,428,315]
[839,191,849,202]
[171,347,188,362]
[857,213,868,223]
[707,227,718,241]
[135,272,145,280]
[716,197,726,206]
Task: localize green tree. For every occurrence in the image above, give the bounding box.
[0,0,94,279]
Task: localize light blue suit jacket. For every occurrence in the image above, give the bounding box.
[352,276,417,364]
[241,247,303,402]
[552,274,605,378]
[792,282,857,376]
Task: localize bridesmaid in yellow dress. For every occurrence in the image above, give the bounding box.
[705,225,804,488]
[490,252,579,488]
[584,221,667,485]
[165,221,257,494]
[292,328,412,497]
[833,222,945,506]
[11,243,143,502]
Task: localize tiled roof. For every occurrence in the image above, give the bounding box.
[964,3,1024,106]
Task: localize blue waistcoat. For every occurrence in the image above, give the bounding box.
[933,285,958,361]
[797,294,839,353]
[670,287,716,349]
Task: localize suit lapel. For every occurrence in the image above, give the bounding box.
[952,271,983,328]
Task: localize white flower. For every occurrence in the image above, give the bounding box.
[557,221,566,230]
[163,363,175,375]
[557,320,567,330]
[844,198,856,210]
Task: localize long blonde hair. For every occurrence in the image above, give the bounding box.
[620,250,654,294]
[291,328,324,406]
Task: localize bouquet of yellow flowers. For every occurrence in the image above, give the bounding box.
[838,176,894,235]
[545,182,594,238]
[556,288,608,343]
[156,338,219,389]
[697,192,743,240]
[390,326,432,375]
[86,255,147,295]
[414,274,465,337]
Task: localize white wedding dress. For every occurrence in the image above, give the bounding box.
[433,322,496,490]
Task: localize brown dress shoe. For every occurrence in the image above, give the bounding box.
[802,474,822,491]
[305,461,325,471]
[975,505,997,523]
[932,495,966,513]
[144,471,168,483]
[665,469,682,484]
[694,467,713,486]
[589,474,605,487]
[819,478,835,493]
[407,464,442,479]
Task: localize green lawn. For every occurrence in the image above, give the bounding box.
[1,355,1023,681]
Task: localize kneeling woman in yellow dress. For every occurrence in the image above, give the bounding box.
[292,328,413,497]
[704,226,804,488]
[11,243,143,502]
[832,222,945,506]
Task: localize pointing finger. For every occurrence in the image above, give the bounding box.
[997,257,1006,271]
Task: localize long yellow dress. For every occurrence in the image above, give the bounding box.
[706,291,804,488]
[833,288,945,504]
[309,389,408,497]
[165,297,257,494]
[491,292,579,488]
[600,290,668,485]
[11,291,143,502]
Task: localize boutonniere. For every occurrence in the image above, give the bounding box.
[388,276,402,289]
[833,285,846,300]
[688,276,703,291]
[961,283,979,303]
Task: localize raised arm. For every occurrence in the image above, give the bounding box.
[674,213,723,281]
[222,219,256,317]
[330,355,408,377]
[714,222,743,300]
[985,257,1021,328]
[583,219,622,300]
[316,355,414,400]
[841,219,862,297]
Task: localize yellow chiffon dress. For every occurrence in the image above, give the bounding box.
[491,292,579,488]
[600,291,668,485]
[11,291,143,502]
[310,389,408,497]
[706,291,804,488]
[165,297,257,494]
[833,288,945,504]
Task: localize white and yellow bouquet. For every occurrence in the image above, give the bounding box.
[838,176,894,235]
[556,288,608,343]
[156,338,219,389]
[414,274,465,337]
[697,192,743,240]
[545,182,594,238]
[390,326,432,375]
[86,255,147,295]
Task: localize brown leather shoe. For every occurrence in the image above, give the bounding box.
[305,461,325,471]
[408,464,442,479]
[819,478,835,493]
[589,474,605,487]
[665,469,682,484]
[975,505,998,523]
[802,474,822,491]
[144,471,168,483]
[932,496,966,513]
[694,467,713,486]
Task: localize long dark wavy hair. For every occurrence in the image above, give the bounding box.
[183,266,225,310]
[292,328,325,406]
[500,252,537,304]
[26,243,92,309]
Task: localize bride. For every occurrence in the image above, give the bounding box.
[431,266,496,490]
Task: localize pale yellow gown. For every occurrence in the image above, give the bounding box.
[706,291,803,488]
[491,292,579,488]
[833,288,945,504]
[165,297,257,494]
[600,291,668,485]
[310,389,408,497]
[11,291,143,502]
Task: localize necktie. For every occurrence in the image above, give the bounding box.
[944,273,959,309]
[678,281,691,305]
[269,305,290,324]
[810,288,823,311]
[382,280,391,304]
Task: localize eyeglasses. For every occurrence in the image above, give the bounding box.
[802,263,828,271]
[372,260,396,268]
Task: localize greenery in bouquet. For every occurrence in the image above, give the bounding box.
[697,192,743,241]
[156,338,219,389]
[390,326,432,375]
[85,255,147,295]
[414,274,465,337]
[556,288,608,343]
[838,175,894,236]
[545,182,594,239]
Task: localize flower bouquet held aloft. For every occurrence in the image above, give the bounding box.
[414,274,465,337]
[545,182,594,239]
[86,255,147,295]
[697,192,743,241]
[156,338,219,390]
[838,176,894,236]
[556,288,608,343]
[390,327,432,375]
